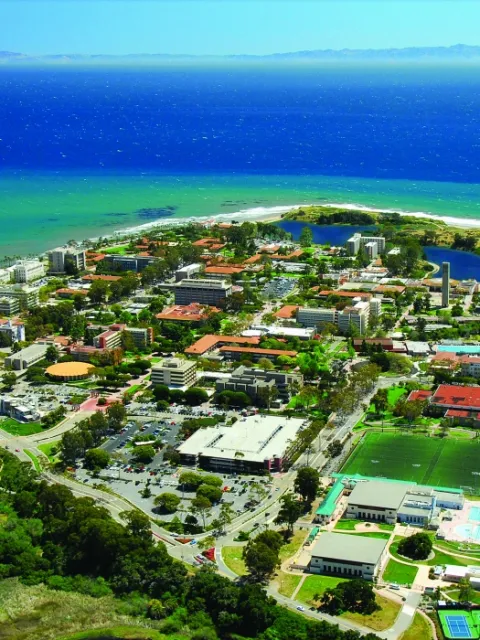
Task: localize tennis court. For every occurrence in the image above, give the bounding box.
[438,610,479,639]
[341,433,480,489]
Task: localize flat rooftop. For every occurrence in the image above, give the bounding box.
[312,532,388,566]
[177,414,305,463]
[348,480,409,510]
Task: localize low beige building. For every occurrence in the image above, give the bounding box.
[151,358,196,388]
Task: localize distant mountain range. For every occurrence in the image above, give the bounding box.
[3,44,480,64]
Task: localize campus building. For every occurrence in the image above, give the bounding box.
[215,365,303,403]
[219,345,297,363]
[0,284,39,310]
[346,233,386,256]
[151,358,197,388]
[297,298,375,335]
[12,260,45,283]
[5,344,48,371]
[156,303,221,324]
[177,414,305,473]
[310,532,388,581]
[103,254,156,272]
[174,278,232,307]
[48,247,86,274]
[0,319,25,343]
[344,479,464,526]
[92,325,153,350]
[185,334,260,357]
[0,297,20,317]
[175,263,202,281]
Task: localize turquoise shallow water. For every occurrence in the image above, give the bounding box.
[2,171,480,258]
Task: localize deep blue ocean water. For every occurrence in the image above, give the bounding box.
[2,65,480,181]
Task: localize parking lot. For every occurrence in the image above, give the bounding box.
[261,277,297,299]
[74,410,281,526]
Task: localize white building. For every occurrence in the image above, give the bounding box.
[175,263,202,282]
[346,233,386,256]
[0,284,39,310]
[5,344,48,371]
[460,356,480,378]
[151,358,197,388]
[48,247,86,274]
[0,320,25,343]
[364,241,378,260]
[178,414,305,473]
[12,260,45,283]
[310,532,388,581]
[297,299,373,335]
[175,278,232,307]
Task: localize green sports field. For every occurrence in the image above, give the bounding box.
[341,432,480,489]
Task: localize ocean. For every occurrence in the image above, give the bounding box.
[2,64,480,257]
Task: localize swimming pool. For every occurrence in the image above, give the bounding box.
[455,524,480,542]
[437,345,480,355]
[470,507,480,522]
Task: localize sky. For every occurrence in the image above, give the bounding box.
[2,0,480,56]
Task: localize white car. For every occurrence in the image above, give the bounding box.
[296,606,305,612]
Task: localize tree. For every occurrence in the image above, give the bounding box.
[274,494,302,534]
[256,384,278,410]
[132,445,155,464]
[243,539,280,582]
[458,577,475,602]
[154,492,181,513]
[192,496,213,529]
[183,387,208,407]
[321,579,379,615]
[107,401,127,431]
[257,357,274,371]
[198,535,216,551]
[84,448,110,470]
[217,502,234,533]
[153,384,170,402]
[45,345,59,363]
[372,388,388,415]
[327,440,343,458]
[294,467,320,504]
[397,532,432,560]
[299,226,313,247]
[88,279,109,303]
[1,371,16,391]
[196,484,223,504]
[179,471,204,490]
[73,293,86,312]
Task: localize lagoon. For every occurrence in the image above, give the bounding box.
[423,246,480,280]
[275,220,376,245]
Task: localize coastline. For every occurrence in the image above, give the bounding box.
[94,200,480,247]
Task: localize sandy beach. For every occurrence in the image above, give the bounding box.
[95,200,480,247]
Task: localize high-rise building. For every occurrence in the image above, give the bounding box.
[48,248,86,274]
[442,262,450,307]
[346,233,386,256]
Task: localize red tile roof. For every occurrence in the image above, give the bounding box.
[274,305,299,319]
[82,274,122,282]
[432,384,480,410]
[156,304,221,322]
[185,334,260,356]
[407,390,433,402]
[56,288,88,296]
[219,346,297,357]
[318,290,372,299]
[204,266,245,276]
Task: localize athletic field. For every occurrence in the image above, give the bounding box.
[341,432,480,490]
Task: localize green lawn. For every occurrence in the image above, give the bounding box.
[296,575,347,605]
[38,441,60,463]
[341,431,480,489]
[60,626,165,640]
[343,531,392,540]
[445,588,480,605]
[0,418,43,436]
[101,246,130,255]
[277,573,302,598]
[334,519,394,532]
[389,537,471,567]
[24,450,41,472]
[279,530,307,563]
[343,594,401,632]
[221,546,246,575]
[382,559,418,587]
[400,613,433,640]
